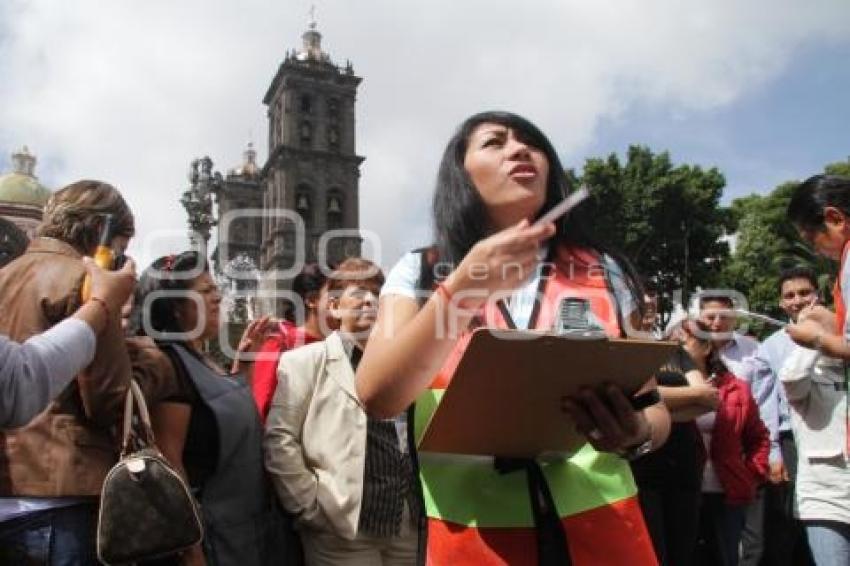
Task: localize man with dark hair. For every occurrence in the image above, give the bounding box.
[752,267,817,566]
[250,263,338,422]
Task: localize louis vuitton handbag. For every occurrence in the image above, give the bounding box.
[97,380,204,565]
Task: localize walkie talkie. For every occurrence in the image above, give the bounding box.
[80,214,115,302]
[554,298,606,339]
[557,298,590,331]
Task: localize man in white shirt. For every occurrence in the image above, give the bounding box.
[751,268,817,565]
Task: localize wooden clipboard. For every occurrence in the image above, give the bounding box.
[417,328,678,458]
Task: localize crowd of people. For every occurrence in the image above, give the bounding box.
[0,112,848,566]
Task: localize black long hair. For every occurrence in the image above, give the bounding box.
[132,251,210,336]
[787,174,850,232]
[428,110,644,314]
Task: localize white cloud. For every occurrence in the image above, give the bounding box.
[1,0,849,269]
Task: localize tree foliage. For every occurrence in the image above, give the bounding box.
[579,145,730,323]
[825,156,850,177]
[569,148,848,331]
[718,160,850,326]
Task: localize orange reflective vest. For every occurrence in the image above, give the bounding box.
[833,239,850,337]
[414,245,658,565]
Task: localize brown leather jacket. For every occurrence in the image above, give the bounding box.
[0,237,131,496]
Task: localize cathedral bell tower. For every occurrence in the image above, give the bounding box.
[260,12,364,282]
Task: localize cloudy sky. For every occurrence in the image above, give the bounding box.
[1,0,849,270]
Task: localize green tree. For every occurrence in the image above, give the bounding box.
[825,157,850,177]
[579,145,730,323]
[719,162,847,331]
[719,183,804,321]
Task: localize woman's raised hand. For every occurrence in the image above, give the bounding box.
[236,316,275,357]
[443,219,556,305]
[230,316,275,375]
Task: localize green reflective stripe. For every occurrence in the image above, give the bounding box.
[414,389,442,444]
[416,389,638,528]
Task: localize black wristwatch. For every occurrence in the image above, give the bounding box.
[629,388,661,411]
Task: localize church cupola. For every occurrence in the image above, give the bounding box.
[11,146,37,177]
[296,7,329,64]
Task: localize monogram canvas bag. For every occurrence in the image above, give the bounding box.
[97,380,204,565]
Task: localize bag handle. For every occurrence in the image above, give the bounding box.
[121,380,157,457]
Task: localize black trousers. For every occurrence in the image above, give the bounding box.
[638,486,701,566]
[695,493,746,566]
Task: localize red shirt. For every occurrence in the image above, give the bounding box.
[251,320,321,422]
[708,371,770,505]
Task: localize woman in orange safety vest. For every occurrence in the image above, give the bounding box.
[356,111,671,566]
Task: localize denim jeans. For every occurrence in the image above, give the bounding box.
[806,520,850,566]
[0,503,98,565]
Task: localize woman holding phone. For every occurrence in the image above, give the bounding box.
[356,111,670,565]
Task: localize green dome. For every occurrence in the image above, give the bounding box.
[0,172,51,206]
[0,146,51,207]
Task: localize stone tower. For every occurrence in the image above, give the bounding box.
[260,13,364,282]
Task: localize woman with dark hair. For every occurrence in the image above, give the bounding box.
[692,342,769,566]
[631,317,716,566]
[356,111,670,565]
[784,174,850,564]
[135,251,288,565]
[786,175,850,359]
[249,263,337,423]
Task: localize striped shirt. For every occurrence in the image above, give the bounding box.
[341,334,420,537]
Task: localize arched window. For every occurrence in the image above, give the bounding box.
[299,121,312,147]
[295,186,313,230]
[327,191,343,229]
[300,94,313,114]
[327,98,339,118]
[328,125,340,150]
